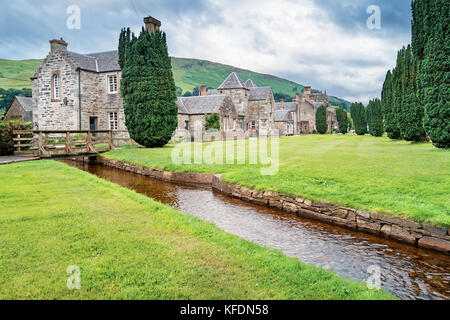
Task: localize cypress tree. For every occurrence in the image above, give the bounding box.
[120,27,178,148]
[350,102,367,135]
[416,0,449,148]
[315,105,327,134]
[381,70,401,139]
[397,45,426,142]
[367,98,384,137]
[336,107,348,134]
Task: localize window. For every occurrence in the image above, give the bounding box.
[108,75,118,93]
[109,112,118,130]
[53,73,60,100]
[184,120,189,131]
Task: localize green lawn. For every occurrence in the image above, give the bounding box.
[0,160,392,300]
[103,135,450,228]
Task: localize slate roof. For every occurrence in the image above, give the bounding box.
[218,72,247,90]
[248,87,271,101]
[16,96,32,112]
[207,89,220,96]
[177,95,227,115]
[66,50,120,73]
[274,110,291,122]
[275,101,296,112]
[245,78,256,88]
[313,102,326,108]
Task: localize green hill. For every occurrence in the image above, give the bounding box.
[0,57,350,110]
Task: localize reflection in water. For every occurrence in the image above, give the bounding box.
[64,160,450,300]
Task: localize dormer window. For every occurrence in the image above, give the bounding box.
[108,75,118,94]
[52,72,61,101]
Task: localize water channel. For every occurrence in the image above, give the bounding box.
[64,160,450,300]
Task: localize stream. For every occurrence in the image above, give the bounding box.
[63,160,450,300]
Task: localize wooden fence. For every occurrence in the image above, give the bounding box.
[13,130,133,158]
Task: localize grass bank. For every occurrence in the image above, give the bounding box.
[103,135,450,228]
[0,160,392,299]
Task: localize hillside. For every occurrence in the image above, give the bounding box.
[0,57,350,110]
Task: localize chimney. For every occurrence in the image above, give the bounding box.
[280,99,285,110]
[144,16,162,33]
[295,93,300,103]
[304,86,311,95]
[200,85,207,96]
[50,38,68,52]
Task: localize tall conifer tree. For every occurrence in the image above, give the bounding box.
[119,26,178,148]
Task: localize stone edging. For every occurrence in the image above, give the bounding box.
[96,156,450,255]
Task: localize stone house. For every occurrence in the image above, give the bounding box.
[176,93,237,137]
[275,86,331,135]
[274,109,294,136]
[3,96,33,122]
[212,72,275,135]
[31,38,127,137]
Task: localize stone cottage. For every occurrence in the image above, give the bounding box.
[208,72,275,135]
[176,92,237,136]
[31,38,127,136]
[275,86,332,134]
[3,96,33,122]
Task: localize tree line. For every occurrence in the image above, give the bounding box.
[347,0,448,149]
[381,0,448,148]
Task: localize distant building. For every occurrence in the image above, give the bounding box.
[3,96,33,122]
[275,86,333,134]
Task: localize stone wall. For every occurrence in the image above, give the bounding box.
[95,156,450,255]
[32,50,79,130]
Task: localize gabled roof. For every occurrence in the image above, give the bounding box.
[248,87,272,101]
[245,78,256,88]
[15,96,32,112]
[275,101,296,112]
[4,96,33,122]
[177,95,228,115]
[218,72,247,90]
[274,110,292,122]
[66,50,120,73]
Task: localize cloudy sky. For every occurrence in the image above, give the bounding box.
[0,0,413,103]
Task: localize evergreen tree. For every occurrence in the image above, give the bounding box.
[381,70,401,139]
[315,105,327,134]
[336,107,348,134]
[367,98,384,137]
[396,45,426,142]
[120,27,178,148]
[350,102,367,135]
[415,0,449,148]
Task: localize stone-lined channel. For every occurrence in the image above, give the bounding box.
[63,160,450,300]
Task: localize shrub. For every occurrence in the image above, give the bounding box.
[315,105,327,134]
[0,121,32,156]
[205,113,220,131]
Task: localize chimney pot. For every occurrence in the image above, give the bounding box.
[280,99,285,110]
[144,16,162,33]
[200,85,207,96]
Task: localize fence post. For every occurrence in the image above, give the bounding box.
[107,131,116,151]
[17,133,21,153]
[86,131,96,153]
